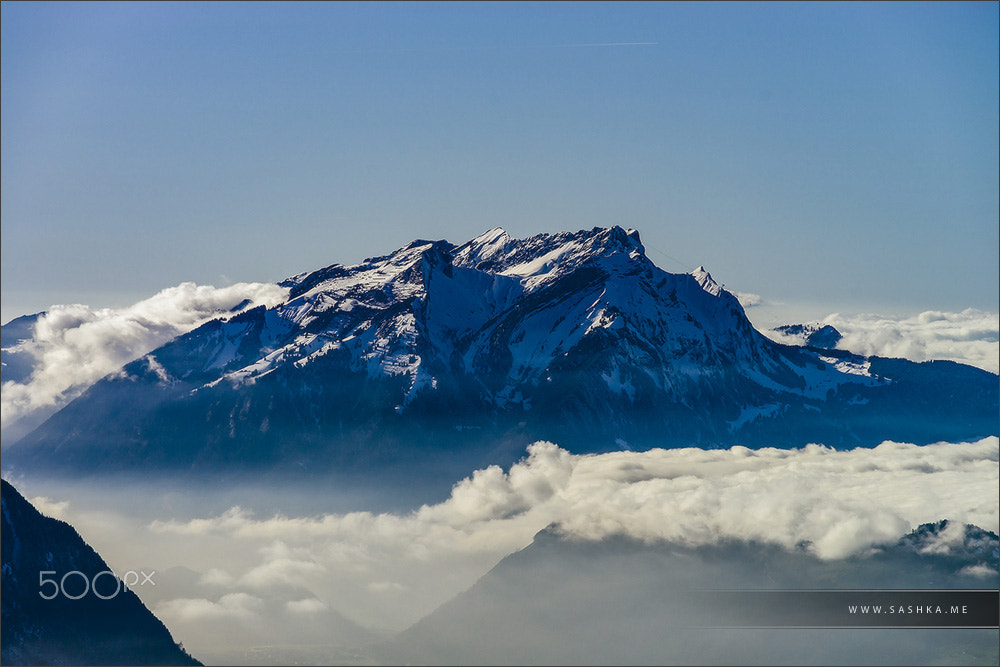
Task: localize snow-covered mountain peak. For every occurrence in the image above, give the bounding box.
[452,227,512,271]
[690,265,724,297]
[451,226,649,290]
[203,228,755,384]
[478,227,508,241]
[467,226,510,249]
[282,239,450,306]
[9,225,998,474]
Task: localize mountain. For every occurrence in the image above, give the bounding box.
[772,322,843,349]
[382,523,1000,665]
[0,480,200,666]
[5,227,997,476]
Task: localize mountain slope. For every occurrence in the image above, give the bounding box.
[0,480,200,666]
[382,523,1000,665]
[6,227,997,475]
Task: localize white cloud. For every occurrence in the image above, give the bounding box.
[155,592,264,622]
[368,580,406,593]
[147,437,998,633]
[957,563,997,578]
[735,292,762,308]
[1,282,288,440]
[285,598,328,614]
[199,568,236,588]
[27,495,70,519]
[238,542,326,590]
[768,309,999,374]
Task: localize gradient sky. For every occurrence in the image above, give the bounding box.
[2,1,998,326]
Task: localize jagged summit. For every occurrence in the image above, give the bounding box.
[450,225,646,279]
[690,266,724,297]
[7,227,997,475]
[454,227,512,266]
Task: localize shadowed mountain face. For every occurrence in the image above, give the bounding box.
[0,480,200,666]
[6,227,998,477]
[384,522,1000,666]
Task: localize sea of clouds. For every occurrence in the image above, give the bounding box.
[26,435,997,661]
[1,282,288,441]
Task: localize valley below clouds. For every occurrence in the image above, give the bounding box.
[16,435,999,664]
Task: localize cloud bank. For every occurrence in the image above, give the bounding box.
[143,438,997,638]
[767,309,999,374]
[23,437,994,662]
[1,282,288,440]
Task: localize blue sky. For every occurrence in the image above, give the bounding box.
[2,1,998,326]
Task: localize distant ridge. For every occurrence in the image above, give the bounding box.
[383,521,1000,665]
